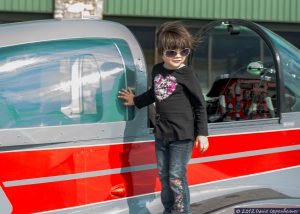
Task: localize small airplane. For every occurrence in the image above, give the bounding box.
[0,19,299,214]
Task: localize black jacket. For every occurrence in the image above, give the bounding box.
[134,63,208,142]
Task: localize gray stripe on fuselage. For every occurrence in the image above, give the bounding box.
[3,145,300,187]
[189,145,300,164]
[3,163,157,187]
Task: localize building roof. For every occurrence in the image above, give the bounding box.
[0,0,300,23]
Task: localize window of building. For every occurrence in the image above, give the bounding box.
[127,26,155,80]
[275,31,300,49]
[0,38,135,128]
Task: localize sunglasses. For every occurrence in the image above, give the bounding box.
[163,48,190,58]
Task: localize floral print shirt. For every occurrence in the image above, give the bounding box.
[154,74,177,102]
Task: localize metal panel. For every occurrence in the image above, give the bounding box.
[104,0,300,23]
[0,0,53,13]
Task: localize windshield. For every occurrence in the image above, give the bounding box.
[263,26,300,112]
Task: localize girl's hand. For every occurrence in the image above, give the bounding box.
[118,88,135,106]
[194,136,209,153]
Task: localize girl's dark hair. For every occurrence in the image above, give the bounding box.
[156,21,195,54]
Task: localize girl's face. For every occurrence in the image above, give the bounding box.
[162,48,190,70]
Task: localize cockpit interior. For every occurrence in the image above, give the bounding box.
[191,22,279,123]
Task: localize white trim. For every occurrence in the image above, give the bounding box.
[209,127,300,137]
[1,126,300,152]
[0,139,154,153]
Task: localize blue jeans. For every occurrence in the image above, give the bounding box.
[155,139,194,214]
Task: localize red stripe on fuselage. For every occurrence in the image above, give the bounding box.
[0,129,299,182]
[0,141,156,182]
[4,150,300,213]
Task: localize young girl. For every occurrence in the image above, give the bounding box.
[118,21,209,214]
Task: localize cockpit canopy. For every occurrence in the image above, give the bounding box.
[190,20,300,123]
